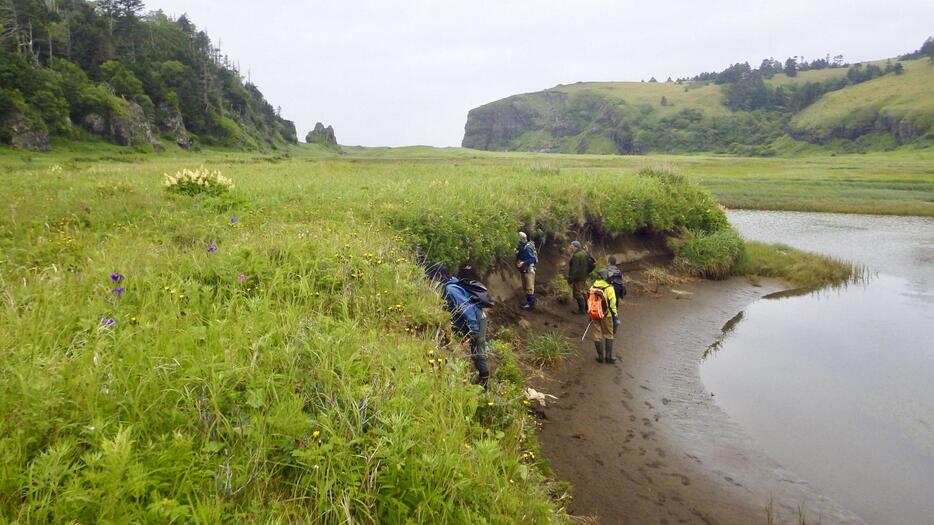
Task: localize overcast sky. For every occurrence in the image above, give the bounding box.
[147,0,932,147]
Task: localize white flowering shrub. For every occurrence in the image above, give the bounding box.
[163,166,234,196]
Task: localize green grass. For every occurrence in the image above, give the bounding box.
[738,241,858,290]
[4,142,934,217]
[0,149,742,522]
[0,141,874,521]
[791,59,934,139]
[525,333,573,366]
[551,80,730,117]
[671,229,746,280]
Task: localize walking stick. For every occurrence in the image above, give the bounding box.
[581,321,592,341]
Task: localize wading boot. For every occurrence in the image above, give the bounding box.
[477,374,490,391]
[605,339,616,364]
[594,340,605,363]
[521,295,536,311]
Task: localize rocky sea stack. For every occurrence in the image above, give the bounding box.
[306,122,339,148]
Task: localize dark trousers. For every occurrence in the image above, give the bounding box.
[469,315,490,381]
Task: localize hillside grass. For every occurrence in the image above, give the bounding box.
[550,80,730,117]
[792,59,934,136]
[2,149,750,522]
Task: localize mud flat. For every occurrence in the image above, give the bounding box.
[525,278,865,524]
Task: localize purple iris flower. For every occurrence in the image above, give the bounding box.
[113,287,125,296]
[208,243,218,253]
[100,317,116,328]
[230,216,239,223]
[110,273,125,282]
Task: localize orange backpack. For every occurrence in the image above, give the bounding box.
[587,285,609,321]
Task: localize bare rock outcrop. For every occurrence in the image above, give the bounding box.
[82,98,154,147]
[305,122,338,148]
[1,113,50,151]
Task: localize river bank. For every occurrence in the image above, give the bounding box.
[523,277,864,524]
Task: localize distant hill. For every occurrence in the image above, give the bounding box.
[463,41,934,156]
[0,0,296,151]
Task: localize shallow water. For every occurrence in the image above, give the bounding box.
[701,211,934,525]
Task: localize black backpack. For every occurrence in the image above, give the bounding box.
[455,279,495,309]
[608,272,627,300]
[587,255,597,274]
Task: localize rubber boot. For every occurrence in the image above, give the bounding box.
[605,339,616,364]
[521,294,535,311]
[477,374,490,390]
[594,340,605,363]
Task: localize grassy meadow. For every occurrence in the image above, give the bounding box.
[1,146,746,522]
[340,146,934,216]
[0,142,915,521]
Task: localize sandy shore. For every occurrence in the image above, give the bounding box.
[520,277,866,524]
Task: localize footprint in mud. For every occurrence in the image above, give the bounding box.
[644,401,654,410]
[666,473,692,486]
[641,430,656,440]
[636,493,655,504]
[655,447,667,458]
[622,388,634,400]
[620,400,633,412]
[624,430,635,444]
[685,453,702,464]
[613,375,622,385]
[641,417,652,427]
[661,397,671,405]
[637,466,655,484]
[723,475,743,488]
[639,447,647,456]
[625,372,635,379]
[628,415,637,423]
[646,459,667,469]
[640,384,654,392]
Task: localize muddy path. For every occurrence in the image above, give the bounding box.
[478,240,864,524]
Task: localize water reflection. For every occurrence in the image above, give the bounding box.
[700,211,934,525]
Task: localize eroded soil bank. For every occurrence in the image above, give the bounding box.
[479,238,864,524]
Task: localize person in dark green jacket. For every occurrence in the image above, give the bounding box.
[567,240,592,314]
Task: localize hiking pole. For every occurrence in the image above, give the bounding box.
[581,321,592,341]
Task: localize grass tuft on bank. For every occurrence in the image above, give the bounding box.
[669,228,857,289]
[736,241,858,290]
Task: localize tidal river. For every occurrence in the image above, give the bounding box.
[702,211,934,525]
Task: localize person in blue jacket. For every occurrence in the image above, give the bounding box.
[516,231,538,310]
[426,263,490,388]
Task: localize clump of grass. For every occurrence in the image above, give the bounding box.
[737,241,857,289]
[547,273,571,303]
[670,228,745,279]
[527,161,561,176]
[492,339,523,386]
[526,332,573,366]
[643,267,687,292]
